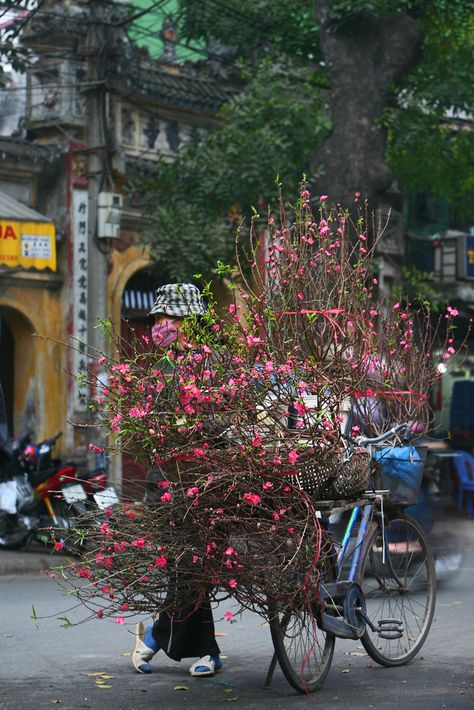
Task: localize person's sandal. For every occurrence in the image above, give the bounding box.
[189,655,223,677]
[132,622,159,674]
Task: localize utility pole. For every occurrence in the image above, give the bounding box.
[83,0,112,467]
[85,0,109,357]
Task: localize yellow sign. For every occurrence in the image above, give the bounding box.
[0,220,56,271]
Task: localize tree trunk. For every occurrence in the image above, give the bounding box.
[313,2,420,214]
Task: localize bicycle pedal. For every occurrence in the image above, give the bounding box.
[376,618,403,640]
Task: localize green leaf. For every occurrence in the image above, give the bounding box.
[56,615,75,629]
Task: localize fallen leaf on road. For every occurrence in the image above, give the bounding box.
[215,632,228,637]
[98,675,114,680]
[121,652,132,656]
[173,685,189,691]
[95,685,112,690]
[87,672,108,677]
[224,697,238,702]
[341,669,350,673]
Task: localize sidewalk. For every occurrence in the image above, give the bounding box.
[1,507,473,577]
[0,540,58,576]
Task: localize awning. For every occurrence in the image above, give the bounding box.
[0,190,56,271]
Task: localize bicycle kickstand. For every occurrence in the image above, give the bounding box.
[263,651,278,689]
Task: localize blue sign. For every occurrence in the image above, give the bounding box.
[465,235,474,280]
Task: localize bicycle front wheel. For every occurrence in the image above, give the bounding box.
[358,512,436,666]
[269,555,336,694]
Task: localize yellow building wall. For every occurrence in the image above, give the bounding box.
[0,278,67,452]
[108,240,150,330]
[0,237,151,470]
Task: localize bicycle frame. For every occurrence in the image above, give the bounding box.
[335,504,372,582]
[266,422,435,693]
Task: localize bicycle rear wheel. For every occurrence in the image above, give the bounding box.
[358,512,436,666]
[269,556,336,693]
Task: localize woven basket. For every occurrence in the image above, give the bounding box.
[292,448,371,500]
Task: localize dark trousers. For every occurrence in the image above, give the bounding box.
[146,467,220,661]
[152,599,220,661]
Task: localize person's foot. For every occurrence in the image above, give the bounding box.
[132,622,159,673]
[189,655,223,677]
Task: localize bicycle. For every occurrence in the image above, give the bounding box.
[265,423,436,694]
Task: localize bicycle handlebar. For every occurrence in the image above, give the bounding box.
[355,423,412,448]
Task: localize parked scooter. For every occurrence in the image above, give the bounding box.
[0,431,118,551]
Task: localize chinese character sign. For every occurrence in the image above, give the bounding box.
[72,190,89,412]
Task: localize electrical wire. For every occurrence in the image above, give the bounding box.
[114,0,170,26]
[0,1,323,126]
[1,0,318,90]
[1,0,303,65]
[0,0,46,38]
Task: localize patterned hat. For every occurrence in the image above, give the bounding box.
[149,283,207,317]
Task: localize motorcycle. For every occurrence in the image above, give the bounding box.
[405,449,465,583]
[0,431,119,552]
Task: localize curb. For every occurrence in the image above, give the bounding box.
[0,553,52,576]
[0,544,65,577]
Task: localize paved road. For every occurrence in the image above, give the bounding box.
[1,548,473,710]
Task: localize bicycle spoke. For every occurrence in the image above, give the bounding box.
[358,514,436,666]
[269,555,336,693]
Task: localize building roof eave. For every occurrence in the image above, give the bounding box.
[0,189,53,222]
[0,136,64,165]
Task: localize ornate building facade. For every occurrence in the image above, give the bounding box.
[0,1,233,487]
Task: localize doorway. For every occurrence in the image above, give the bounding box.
[0,313,14,437]
[120,269,156,497]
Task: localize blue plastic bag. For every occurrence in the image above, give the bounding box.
[372,446,426,505]
[373,446,423,484]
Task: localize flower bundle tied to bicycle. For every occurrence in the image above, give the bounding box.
[52,183,465,624]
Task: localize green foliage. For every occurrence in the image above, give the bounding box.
[0,0,39,84]
[385,108,474,217]
[135,0,474,279]
[326,0,413,26]
[390,266,442,311]
[179,0,321,62]
[382,4,474,220]
[6,1,472,279]
[139,61,330,280]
